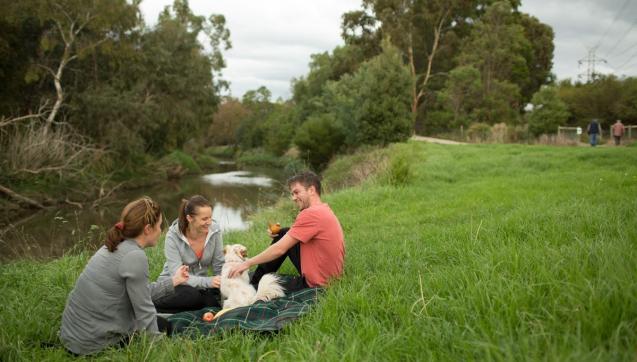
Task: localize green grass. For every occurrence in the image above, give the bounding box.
[1,141,636,361]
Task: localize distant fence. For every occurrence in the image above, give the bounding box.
[609,125,637,139]
[557,126,583,140]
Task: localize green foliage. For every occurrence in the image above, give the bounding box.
[1,0,231,179]
[208,98,250,146]
[439,65,482,128]
[330,42,412,148]
[235,86,275,150]
[294,114,345,171]
[235,149,307,177]
[383,153,413,187]
[527,86,570,136]
[321,145,390,192]
[193,154,219,170]
[467,122,492,142]
[455,1,529,124]
[291,45,368,123]
[557,76,637,128]
[160,150,201,174]
[204,145,235,158]
[263,103,298,156]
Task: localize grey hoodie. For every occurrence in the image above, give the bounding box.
[60,240,173,355]
[158,219,224,288]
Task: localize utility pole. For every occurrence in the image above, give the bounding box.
[578,47,607,83]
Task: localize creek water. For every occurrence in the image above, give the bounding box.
[0,163,287,261]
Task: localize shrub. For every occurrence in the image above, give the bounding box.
[294,114,345,171]
[322,146,389,192]
[527,86,570,137]
[159,150,201,175]
[467,122,491,142]
[384,154,413,187]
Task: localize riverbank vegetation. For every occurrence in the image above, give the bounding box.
[1,142,636,360]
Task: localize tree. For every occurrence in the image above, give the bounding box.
[235,86,274,150]
[17,0,138,135]
[526,86,570,136]
[294,114,345,171]
[329,41,412,148]
[455,1,530,124]
[208,98,250,146]
[291,44,367,124]
[341,0,519,127]
[518,13,555,102]
[438,65,482,128]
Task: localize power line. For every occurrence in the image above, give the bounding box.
[611,38,637,62]
[604,19,637,57]
[614,46,637,71]
[595,0,632,49]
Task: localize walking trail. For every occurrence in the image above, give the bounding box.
[411,135,466,145]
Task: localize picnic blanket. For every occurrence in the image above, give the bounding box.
[167,287,324,337]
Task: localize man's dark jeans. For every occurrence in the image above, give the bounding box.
[250,228,309,293]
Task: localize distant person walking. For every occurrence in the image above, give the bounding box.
[587,119,602,147]
[611,119,625,146]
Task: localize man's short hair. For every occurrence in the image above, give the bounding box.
[287,171,322,196]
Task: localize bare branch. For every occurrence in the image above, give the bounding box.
[0,184,46,209]
[65,198,83,209]
[92,181,126,208]
[34,63,58,80]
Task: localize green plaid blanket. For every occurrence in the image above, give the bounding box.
[168,288,324,336]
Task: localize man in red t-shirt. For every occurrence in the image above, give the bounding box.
[227,171,345,292]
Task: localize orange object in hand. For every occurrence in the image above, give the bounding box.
[202,312,215,322]
[269,222,281,234]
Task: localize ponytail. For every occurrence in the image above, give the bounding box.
[178,198,189,237]
[105,225,125,252]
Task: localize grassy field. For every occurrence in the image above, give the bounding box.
[1,141,636,361]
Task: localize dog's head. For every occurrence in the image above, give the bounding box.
[223,244,248,262]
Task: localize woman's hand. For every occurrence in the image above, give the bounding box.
[211,275,221,288]
[172,265,189,286]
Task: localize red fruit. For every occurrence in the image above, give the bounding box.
[202,312,214,322]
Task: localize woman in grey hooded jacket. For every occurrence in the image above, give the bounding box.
[154,195,225,313]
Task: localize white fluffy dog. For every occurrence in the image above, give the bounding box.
[220,244,285,309]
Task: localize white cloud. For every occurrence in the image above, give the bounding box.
[520,0,637,81]
[140,0,637,99]
[140,0,361,99]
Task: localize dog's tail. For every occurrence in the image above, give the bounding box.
[254,273,285,302]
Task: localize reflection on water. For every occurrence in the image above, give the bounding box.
[203,171,273,187]
[0,165,285,261]
[213,203,249,232]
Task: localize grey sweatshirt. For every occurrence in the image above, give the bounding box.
[59,239,174,355]
[157,219,224,288]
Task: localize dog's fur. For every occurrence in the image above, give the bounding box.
[220,244,285,309]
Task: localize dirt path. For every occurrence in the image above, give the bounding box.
[411,135,466,145]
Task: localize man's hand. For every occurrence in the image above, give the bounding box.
[172,265,189,286]
[211,275,221,288]
[267,228,278,239]
[228,261,250,278]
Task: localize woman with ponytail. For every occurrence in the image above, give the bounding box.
[59,197,189,356]
[153,195,224,313]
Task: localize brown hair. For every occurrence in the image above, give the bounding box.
[178,195,212,236]
[105,196,162,252]
[287,171,322,196]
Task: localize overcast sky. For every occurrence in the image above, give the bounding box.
[140,0,637,100]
